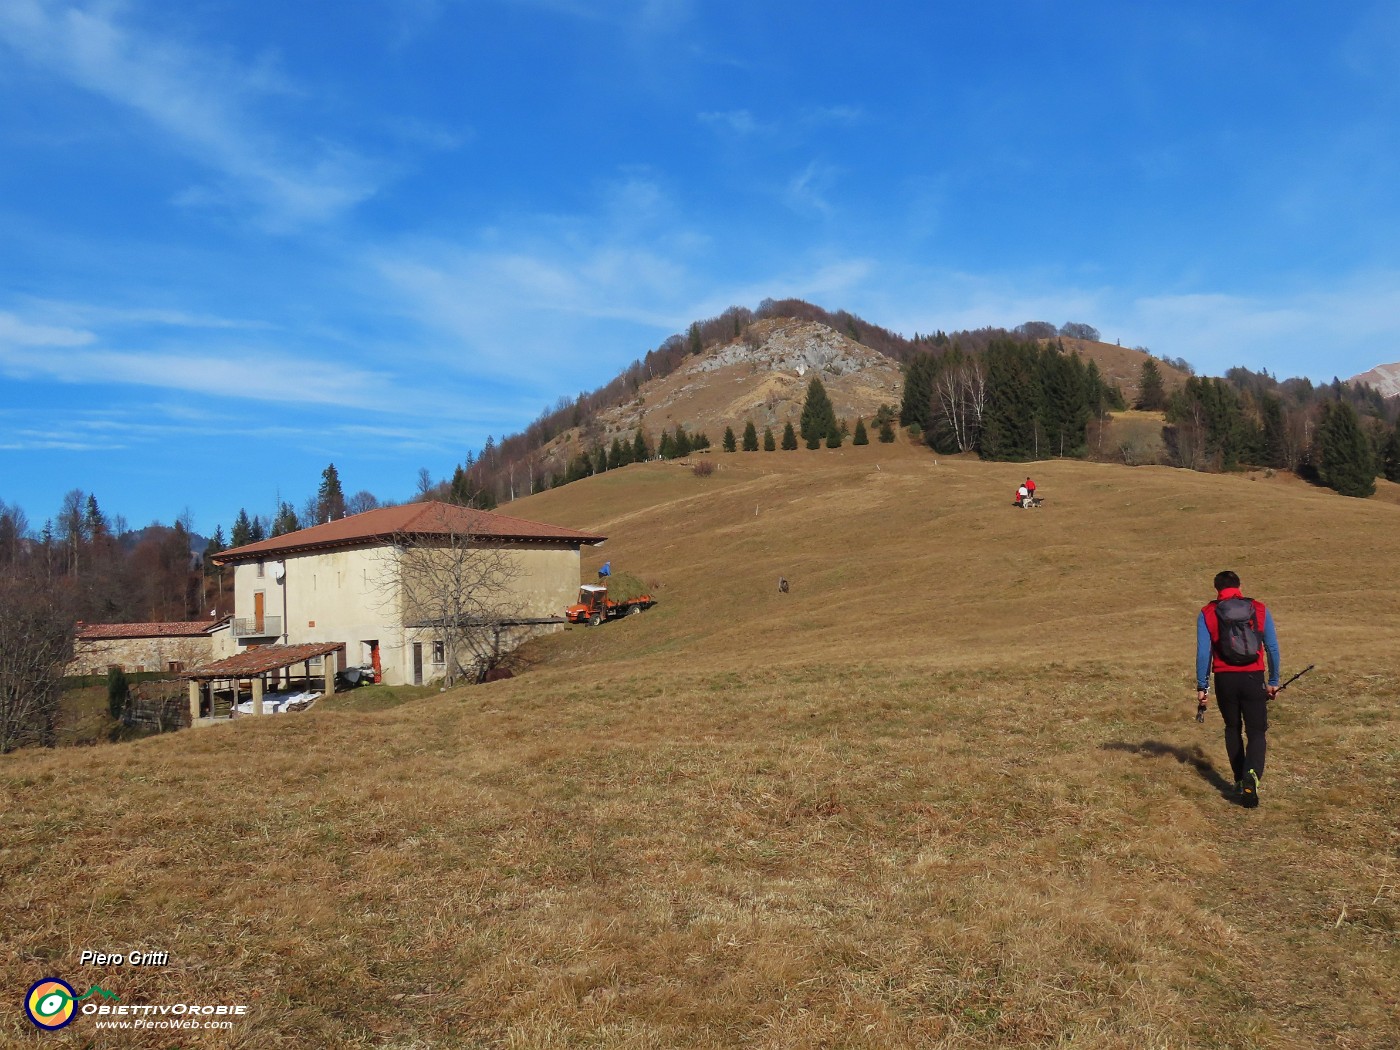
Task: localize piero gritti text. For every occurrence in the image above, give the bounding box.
[80,950,170,967]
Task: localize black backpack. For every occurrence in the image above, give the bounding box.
[1214,597,1262,665]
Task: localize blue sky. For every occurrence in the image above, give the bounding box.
[3,0,1399,533]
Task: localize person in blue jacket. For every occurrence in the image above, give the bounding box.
[597,560,611,580]
[1195,570,1281,808]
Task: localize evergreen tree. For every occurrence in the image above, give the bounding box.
[1137,358,1167,411]
[658,432,675,460]
[607,437,626,470]
[781,422,798,450]
[800,376,839,444]
[899,352,937,431]
[673,425,692,458]
[1317,400,1376,497]
[271,501,299,537]
[84,495,107,539]
[688,322,703,356]
[723,426,737,452]
[694,432,711,450]
[979,342,1042,460]
[1384,419,1400,483]
[449,465,473,505]
[563,452,588,483]
[592,445,608,473]
[806,431,822,450]
[248,516,267,543]
[231,509,253,548]
[825,430,842,448]
[633,428,650,463]
[763,426,776,451]
[878,418,896,443]
[203,526,226,574]
[1167,377,1250,470]
[316,463,347,522]
[1039,349,1090,456]
[1258,393,1289,469]
[853,418,869,445]
[107,666,129,721]
[742,421,759,451]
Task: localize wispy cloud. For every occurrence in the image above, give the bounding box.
[853,267,1400,382]
[785,161,838,216]
[699,104,863,140]
[0,307,414,411]
[0,0,381,227]
[698,109,764,136]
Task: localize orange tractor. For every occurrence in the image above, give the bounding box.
[565,584,657,626]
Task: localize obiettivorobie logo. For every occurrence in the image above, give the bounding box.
[24,979,119,1030]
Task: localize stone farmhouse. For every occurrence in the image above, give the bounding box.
[69,618,232,676]
[209,501,606,686]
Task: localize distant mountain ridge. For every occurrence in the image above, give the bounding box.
[1349,362,1400,399]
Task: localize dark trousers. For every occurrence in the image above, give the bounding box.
[1215,670,1268,781]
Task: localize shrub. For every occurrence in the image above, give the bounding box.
[107,666,130,721]
[692,460,715,478]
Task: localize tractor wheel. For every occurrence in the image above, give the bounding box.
[628,605,643,616]
[589,612,602,626]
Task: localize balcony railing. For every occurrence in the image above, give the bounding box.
[233,616,282,639]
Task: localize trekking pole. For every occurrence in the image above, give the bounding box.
[1272,664,1315,696]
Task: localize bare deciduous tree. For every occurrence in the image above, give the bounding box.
[932,359,987,452]
[380,508,528,687]
[0,566,73,753]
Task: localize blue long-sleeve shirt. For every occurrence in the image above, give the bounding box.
[1196,608,1280,690]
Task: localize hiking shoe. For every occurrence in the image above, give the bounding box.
[1240,769,1261,808]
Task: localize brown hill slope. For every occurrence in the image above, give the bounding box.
[5,448,1398,1047]
[1053,336,1192,402]
[538,319,903,468]
[533,324,1187,477]
[601,317,903,440]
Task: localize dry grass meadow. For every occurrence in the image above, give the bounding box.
[4,441,1399,1048]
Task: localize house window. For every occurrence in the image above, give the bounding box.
[257,561,265,578]
[168,661,185,673]
[432,641,445,665]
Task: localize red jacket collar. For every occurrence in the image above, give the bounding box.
[1216,587,1243,601]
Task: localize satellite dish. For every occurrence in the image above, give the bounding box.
[271,562,285,582]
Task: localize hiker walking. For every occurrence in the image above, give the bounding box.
[1195,570,1281,807]
[1025,477,1036,502]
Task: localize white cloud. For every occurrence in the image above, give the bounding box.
[785,161,838,216]
[854,266,1400,382]
[0,311,94,347]
[0,0,381,227]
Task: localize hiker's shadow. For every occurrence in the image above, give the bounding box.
[1101,740,1241,804]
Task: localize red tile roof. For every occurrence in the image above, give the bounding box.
[212,501,606,564]
[183,642,346,680]
[77,619,228,641]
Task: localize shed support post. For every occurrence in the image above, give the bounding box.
[253,675,264,717]
[188,680,200,724]
[324,650,337,697]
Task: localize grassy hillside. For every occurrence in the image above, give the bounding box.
[5,444,1399,1048]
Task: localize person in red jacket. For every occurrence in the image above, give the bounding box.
[1196,570,1281,807]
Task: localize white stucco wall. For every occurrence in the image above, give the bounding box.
[230,541,583,685]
